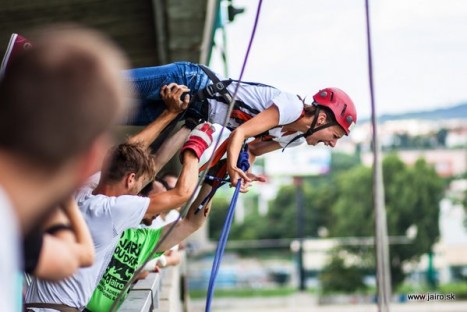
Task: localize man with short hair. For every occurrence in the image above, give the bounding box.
[25,82,215,311]
[0,26,131,312]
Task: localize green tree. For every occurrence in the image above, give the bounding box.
[329,155,444,288]
[320,251,366,293]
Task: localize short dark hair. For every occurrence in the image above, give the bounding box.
[101,142,156,183]
[0,25,130,169]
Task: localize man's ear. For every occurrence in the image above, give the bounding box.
[316,111,328,125]
[125,173,137,189]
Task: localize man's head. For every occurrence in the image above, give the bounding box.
[299,87,357,148]
[100,142,156,195]
[0,25,130,173]
[0,25,131,233]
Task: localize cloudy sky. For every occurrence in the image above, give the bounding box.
[210,0,467,120]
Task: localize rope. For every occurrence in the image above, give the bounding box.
[364,1,392,311]
[205,146,250,312]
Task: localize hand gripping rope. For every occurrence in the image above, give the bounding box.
[205,145,250,312]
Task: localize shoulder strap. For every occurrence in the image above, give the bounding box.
[198,65,233,104]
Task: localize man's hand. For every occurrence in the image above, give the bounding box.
[180,123,215,163]
[161,83,190,114]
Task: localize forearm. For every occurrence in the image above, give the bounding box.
[171,151,199,203]
[146,151,199,216]
[152,126,191,175]
[128,110,179,150]
[34,235,80,281]
[184,183,213,229]
[156,184,213,252]
[226,128,247,173]
[64,201,95,267]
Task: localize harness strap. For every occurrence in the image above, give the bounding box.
[199,65,233,104]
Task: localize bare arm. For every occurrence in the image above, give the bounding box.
[144,150,199,218]
[227,105,280,187]
[60,197,95,267]
[33,234,81,281]
[152,126,191,175]
[32,199,95,281]
[157,183,213,251]
[128,83,190,150]
[248,139,282,160]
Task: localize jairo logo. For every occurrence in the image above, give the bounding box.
[407,293,456,301]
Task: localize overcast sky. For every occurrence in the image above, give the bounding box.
[210,0,467,120]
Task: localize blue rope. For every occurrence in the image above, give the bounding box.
[205,146,250,312]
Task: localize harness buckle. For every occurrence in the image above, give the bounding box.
[203,82,233,104]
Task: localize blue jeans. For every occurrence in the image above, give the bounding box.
[123,62,210,125]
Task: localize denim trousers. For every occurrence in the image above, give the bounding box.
[123,62,210,125]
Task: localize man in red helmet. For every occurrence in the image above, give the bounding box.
[125,63,357,191]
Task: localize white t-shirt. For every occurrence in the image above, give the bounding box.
[150,209,180,229]
[0,187,23,312]
[207,79,306,148]
[25,173,150,310]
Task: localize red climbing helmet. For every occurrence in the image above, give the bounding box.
[312,87,357,135]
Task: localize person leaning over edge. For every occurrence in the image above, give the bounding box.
[123,62,358,191]
[25,83,215,311]
[0,25,130,312]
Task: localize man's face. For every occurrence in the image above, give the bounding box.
[305,124,345,148]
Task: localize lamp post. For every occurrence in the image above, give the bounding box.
[294,176,306,291]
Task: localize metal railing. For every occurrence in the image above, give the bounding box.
[119,251,187,312]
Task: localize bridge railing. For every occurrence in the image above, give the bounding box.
[119,251,188,312]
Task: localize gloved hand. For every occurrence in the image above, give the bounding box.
[180,123,215,163]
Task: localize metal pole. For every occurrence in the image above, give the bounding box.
[365,1,392,311]
[294,176,306,291]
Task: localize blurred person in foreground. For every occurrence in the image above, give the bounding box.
[0,25,131,312]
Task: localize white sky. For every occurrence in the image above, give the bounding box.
[210,0,467,120]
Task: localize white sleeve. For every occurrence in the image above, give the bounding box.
[110,195,150,235]
[271,92,303,125]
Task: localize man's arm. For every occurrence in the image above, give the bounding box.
[151,126,191,175]
[128,83,190,150]
[144,123,215,218]
[156,182,214,252]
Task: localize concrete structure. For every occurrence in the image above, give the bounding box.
[0,0,217,67]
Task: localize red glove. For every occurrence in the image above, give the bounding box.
[180,123,215,163]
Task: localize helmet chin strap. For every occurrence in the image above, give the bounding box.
[282,107,336,152]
